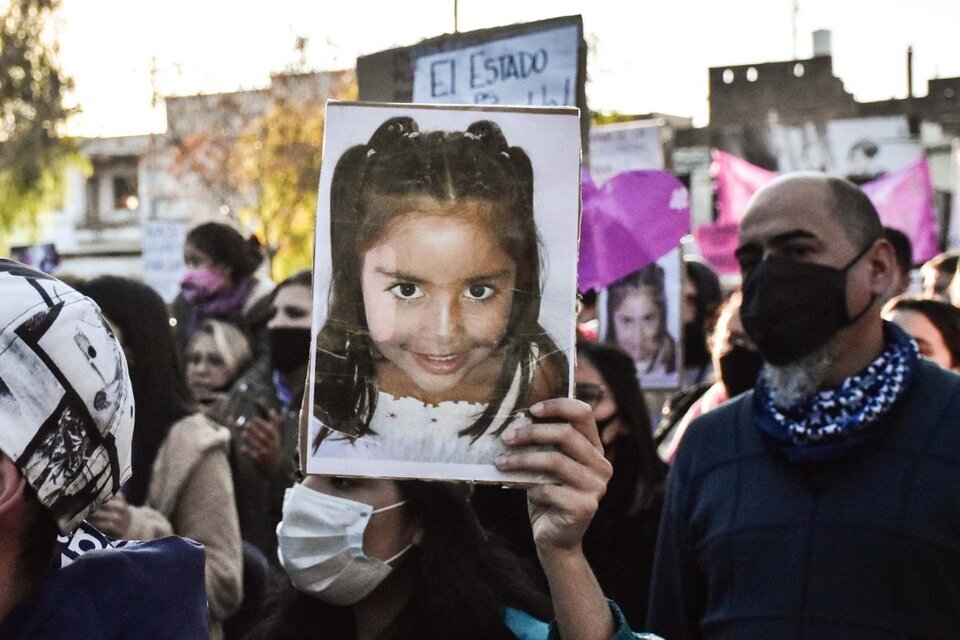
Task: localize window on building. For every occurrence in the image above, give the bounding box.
[113,176,139,211]
[722,69,735,84]
[746,67,758,82]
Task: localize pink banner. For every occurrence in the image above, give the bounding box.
[698,152,941,274]
[861,155,940,263]
[693,222,741,275]
[713,149,775,224]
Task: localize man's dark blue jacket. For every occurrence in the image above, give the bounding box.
[648,359,960,640]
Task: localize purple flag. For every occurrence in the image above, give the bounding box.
[861,155,940,263]
[578,169,690,292]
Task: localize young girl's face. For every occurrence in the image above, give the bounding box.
[360,199,517,400]
[613,288,663,362]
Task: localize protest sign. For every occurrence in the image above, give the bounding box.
[142,220,187,303]
[305,101,581,483]
[598,247,684,390]
[357,16,589,143]
[772,115,921,181]
[412,23,578,108]
[947,140,960,251]
[588,120,664,185]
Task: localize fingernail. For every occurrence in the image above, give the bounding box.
[495,455,508,468]
[503,430,516,443]
[530,402,545,415]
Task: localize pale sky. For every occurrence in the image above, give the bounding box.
[57,0,960,138]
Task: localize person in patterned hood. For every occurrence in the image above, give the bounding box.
[0,260,208,640]
[648,174,960,640]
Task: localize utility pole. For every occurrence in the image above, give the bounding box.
[454,0,459,33]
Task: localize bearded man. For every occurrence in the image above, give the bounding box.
[647,174,960,640]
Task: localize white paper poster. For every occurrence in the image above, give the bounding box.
[142,220,187,303]
[306,102,582,483]
[598,247,683,390]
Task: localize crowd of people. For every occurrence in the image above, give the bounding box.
[4,169,960,640]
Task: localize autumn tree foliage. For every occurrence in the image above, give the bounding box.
[168,72,355,281]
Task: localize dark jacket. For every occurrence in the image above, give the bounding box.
[648,359,960,640]
[0,532,208,640]
[218,358,301,560]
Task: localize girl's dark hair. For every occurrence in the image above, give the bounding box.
[247,481,552,640]
[887,296,960,367]
[314,116,567,442]
[186,222,263,282]
[577,340,667,515]
[77,276,195,506]
[605,263,668,346]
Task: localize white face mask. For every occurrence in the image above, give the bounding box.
[277,483,413,605]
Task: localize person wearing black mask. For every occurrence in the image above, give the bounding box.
[218,270,313,562]
[681,257,722,386]
[657,292,762,462]
[649,173,960,640]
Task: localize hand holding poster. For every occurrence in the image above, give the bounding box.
[306,102,581,483]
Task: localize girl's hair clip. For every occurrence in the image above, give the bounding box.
[366,148,377,158]
[405,131,420,139]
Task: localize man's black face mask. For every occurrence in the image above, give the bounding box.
[740,242,876,366]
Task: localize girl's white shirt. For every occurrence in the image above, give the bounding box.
[328,391,532,464]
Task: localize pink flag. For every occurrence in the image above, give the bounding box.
[713,149,776,224]
[693,222,741,275]
[861,155,940,263]
[697,152,941,274]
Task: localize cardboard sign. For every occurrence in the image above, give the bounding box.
[412,24,579,107]
[305,101,581,483]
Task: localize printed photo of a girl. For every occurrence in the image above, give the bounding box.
[307,103,581,482]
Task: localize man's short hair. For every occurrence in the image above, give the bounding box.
[826,177,883,250]
[883,227,913,277]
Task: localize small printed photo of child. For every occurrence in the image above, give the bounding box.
[600,248,683,390]
[306,102,581,482]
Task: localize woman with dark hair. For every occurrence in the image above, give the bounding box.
[248,399,657,640]
[80,276,243,640]
[172,221,275,355]
[882,296,960,371]
[682,256,722,386]
[574,340,668,628]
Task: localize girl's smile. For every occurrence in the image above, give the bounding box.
[360,201,517,402]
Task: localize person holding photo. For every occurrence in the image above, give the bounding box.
[250,398,659,640]
[606,264,677,377]
[313,117,568,463]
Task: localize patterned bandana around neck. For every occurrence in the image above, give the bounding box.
[753,321,920,462]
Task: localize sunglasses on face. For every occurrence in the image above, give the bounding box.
[574,382,608,408]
